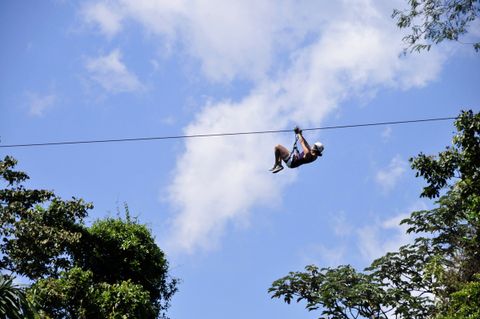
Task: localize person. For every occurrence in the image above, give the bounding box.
[270,127,324,173]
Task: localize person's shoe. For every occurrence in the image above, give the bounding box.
[271,165,284,173]
[269,164,280,171]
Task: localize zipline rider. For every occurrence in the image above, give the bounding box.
[270,127,324,173]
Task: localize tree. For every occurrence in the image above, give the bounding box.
[437,274,480,319]
[270,265,397,319]
[0,157,178,318]
[30,267,156,319]
[77,217,178,317]
[0,156,90,279]
[393,0,480,52]
[269,110,480,318]
[0,274,36,319]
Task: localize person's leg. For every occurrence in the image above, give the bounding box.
[271,144,290,171]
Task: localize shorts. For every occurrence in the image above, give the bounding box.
[284,153,295,168]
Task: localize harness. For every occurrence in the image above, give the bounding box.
[286,135,300,163]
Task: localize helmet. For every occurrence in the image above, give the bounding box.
[313,142,324,154]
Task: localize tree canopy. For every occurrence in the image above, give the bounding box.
[393,0,480,52]
[0,274,35,319]
[0,157,178,318]
[269,110,480,318]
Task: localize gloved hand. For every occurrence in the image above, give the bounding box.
[294,126,302,134]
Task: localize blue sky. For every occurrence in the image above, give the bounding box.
[1,1,479,318]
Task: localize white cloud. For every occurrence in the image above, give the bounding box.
[81,0,445,85]
[81,1,447,253]
[165,94,296,252]
[164,4,445,253]
[160,115,176,126]
[303,201,429,267]
[150,59,161,71]
[303,203,429,266]
[81,0,338,82]
[85,49,144,93]
[330,211,353,238]
[301,244,347,268]
[356,201,428,261]
[375,155,408,192]
[381,126,393,141]
[165,22,440,253]
[298,211,351,266]
[26,92,57,117]
[82,2,123,37]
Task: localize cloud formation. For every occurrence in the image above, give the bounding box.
[82,0,338,82]
[82,2,123,37]
[26,92,57,117]
[81,0,446,253]
[302,202,427,267]
[356,201,428,261]
[85,49,144,93]
[375,155,408,192]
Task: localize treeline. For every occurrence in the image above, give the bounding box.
[0,157,178,318]
[269,111,480,318]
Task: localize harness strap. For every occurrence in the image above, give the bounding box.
[286,136,300,162]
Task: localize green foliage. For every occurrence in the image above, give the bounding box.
[405,110,480,281]
[269,265,392,319]
[79,217,178,316]
[95,280,153,319]
[30,267,155,319]
[366,241,438,318]
[0,274,36,319]
[0,157,178,318]
[436,274,480,319]
[30,267,96,319]
[0,156,91,279]
[371,110,480,316]
[393,0,480,52]
[269,110,480,318]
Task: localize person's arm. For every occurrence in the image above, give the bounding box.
[297,133,313,156]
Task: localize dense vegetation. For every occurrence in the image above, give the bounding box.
[393,0,480,52]
[269,110,480,318]
[0,158,178,318]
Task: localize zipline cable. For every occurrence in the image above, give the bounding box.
[0,116,457,149]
